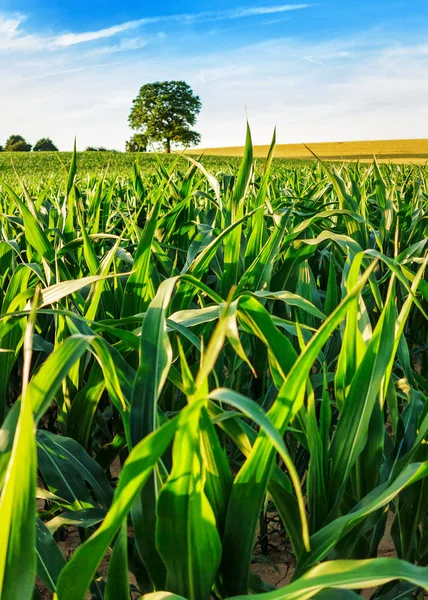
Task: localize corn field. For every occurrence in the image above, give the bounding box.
[1,128,428,600]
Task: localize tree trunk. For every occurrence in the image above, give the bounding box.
[165,138,171,153]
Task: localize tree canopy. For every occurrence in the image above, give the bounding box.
[128,81,202,153]
[33,138,59,152]
[4,135,32,152]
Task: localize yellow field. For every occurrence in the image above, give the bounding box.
[187,139,428,162]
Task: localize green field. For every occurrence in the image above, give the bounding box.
[0,150,246,185]
[1,134,428,599]
[2,139,427,187]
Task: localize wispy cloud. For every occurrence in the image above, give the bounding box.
[0,14,41,51]
[198,64,253,83]
[86,38,148,55]
[52,23,143,48]
[226,4,311,18]
[293,54,325,66]
[0,5,312,51]
[16,61,123,84]
[1,6,426,151]
[384,44,428,57]
[0,14,23,38]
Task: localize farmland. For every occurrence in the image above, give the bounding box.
[0,150,245,186]
[188,138,428,162]
[1,138,426,187]
[1,130,428,600]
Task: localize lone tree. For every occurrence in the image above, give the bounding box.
[4,135,32,152]
[128,81,201,153]
[33,138,58,152]
[126,133,148,153]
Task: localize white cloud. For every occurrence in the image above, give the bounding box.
[293,55,325,66]
[52,22,143,48]
[163,4,312,24]
[87,38,148,55]
[0,14,42,51]
[0,5,312,52]
[0,14,23,38]
[16,61,124,84]
[227,4,312,18]
[0,11,426,151]
[384,44,428,57]
[198,65,253,83]
[190,35,428,147]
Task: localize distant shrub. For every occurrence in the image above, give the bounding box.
[33,138,59,152]
[4,134,32,152]
[85,146,117,152]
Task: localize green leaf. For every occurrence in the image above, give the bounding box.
[0,298,37,600]
[228,559,428,600]
[298,462,428,572]
[121,192,163,317]
[157,401,222,600]
[36,518,66,593]
[221,123,253,296]
[37,431,113,509]
[222,256,377,595]
[329,284,396,501]
[55,417,178,600]
[209,387,308,549]
[104,522,129,600]
[1,180,55,262]
[45,508,107,535]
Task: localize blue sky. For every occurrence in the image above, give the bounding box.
[1,1,428,150]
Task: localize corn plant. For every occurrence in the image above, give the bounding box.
[0,129,428,600]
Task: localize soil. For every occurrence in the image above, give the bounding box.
[252,551,295,588]
[251,511,397,597]
[35,530,138,600]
